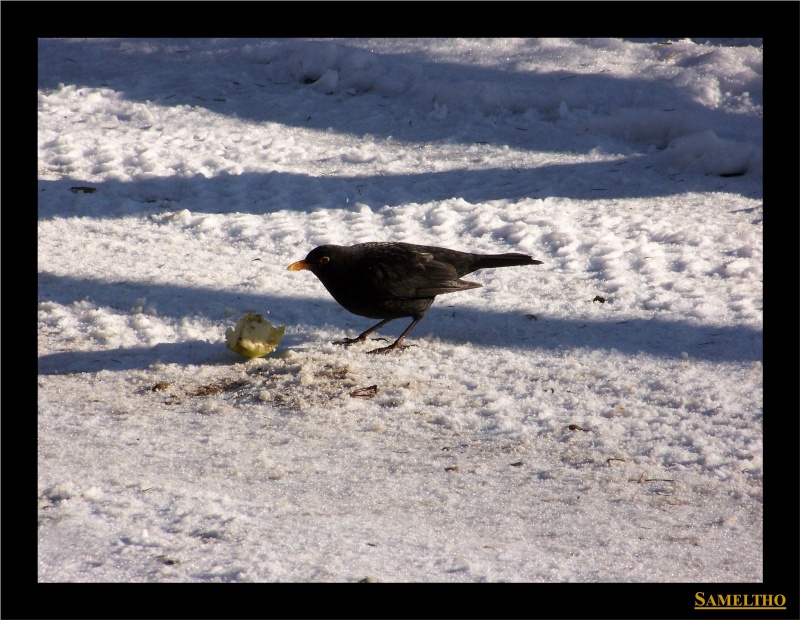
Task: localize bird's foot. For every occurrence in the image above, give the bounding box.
[333,336,388,347]
[333,337,364,347]
[366,342,415,355]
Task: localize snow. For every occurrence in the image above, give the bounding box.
[38,38,763,585]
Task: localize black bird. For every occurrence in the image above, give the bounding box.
[288,242,543,354]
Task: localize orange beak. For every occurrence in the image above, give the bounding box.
[287,260,312,271]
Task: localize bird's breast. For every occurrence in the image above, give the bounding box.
[315,270,433,320]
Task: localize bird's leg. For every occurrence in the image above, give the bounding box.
[334,318,393,347]
[367,317,422,354]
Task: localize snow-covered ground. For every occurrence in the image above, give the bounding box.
[38,38,764,586]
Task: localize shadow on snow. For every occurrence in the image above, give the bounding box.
[38,272,762,375]
[37,161,758,223]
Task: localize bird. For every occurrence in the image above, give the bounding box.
[287,241,543,354]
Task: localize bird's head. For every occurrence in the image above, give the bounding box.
[287,245,338,273]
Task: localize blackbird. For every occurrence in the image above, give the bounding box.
[288,242,543,354]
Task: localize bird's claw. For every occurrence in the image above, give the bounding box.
[334,336,388,347]
[333,337,364,347]
[366,343,414,355]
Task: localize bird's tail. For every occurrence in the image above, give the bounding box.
[472,253,543,270]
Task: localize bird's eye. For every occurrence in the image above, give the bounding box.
[319,256,330,265]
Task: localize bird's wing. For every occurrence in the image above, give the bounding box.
[372,249,481,298]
